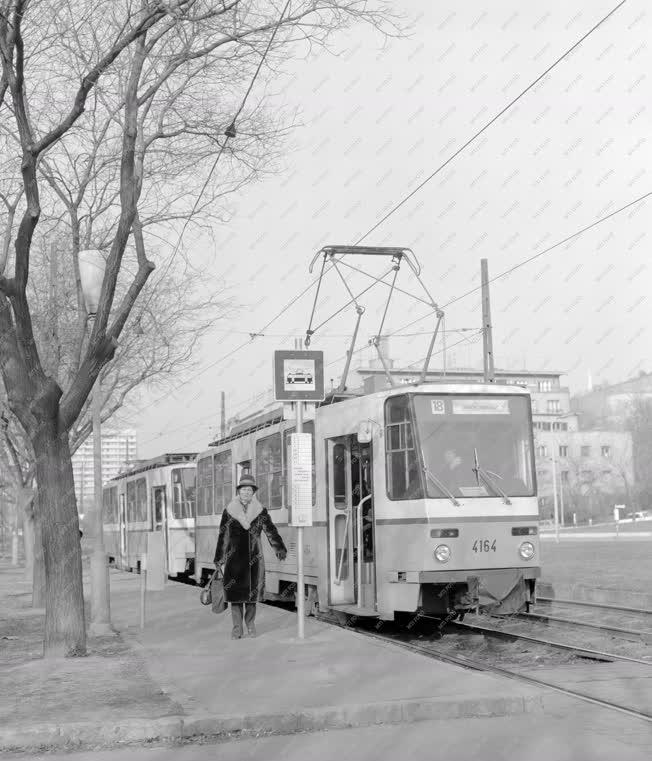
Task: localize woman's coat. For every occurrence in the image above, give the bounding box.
[213,497,287,603]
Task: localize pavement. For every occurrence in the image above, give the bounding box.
[0,560,544,754]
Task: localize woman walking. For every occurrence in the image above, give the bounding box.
[214,474,287,639]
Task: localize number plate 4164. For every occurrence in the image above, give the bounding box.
[472,539,496,553]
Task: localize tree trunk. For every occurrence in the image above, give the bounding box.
[33,426,86,657]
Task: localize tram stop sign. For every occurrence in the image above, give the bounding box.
[273,350,325,402]
[289,432,313,527]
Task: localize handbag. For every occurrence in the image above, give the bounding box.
[200,569,227,614]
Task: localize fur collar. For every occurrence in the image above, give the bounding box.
[225,496,263,530]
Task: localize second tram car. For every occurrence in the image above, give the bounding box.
[103,453,197,577]
[195,382,540,619]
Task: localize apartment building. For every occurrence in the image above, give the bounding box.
[72,429,138,515]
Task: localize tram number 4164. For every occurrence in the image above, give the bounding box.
[472,539,496,553]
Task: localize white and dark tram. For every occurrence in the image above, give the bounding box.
[103,453,197,578]
[195,382,540,619]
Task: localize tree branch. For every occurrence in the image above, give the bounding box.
[33,4,170,156]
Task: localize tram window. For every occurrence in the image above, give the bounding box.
[385,396,423,500]
[333,442,347,509]
[103,487,118,524]
[213,450,233,513]
[283,421,315,508]
[172,468,196,519]
[196,456,214,516]
[412,395,535,498]
[256,434,283,510]
[127,477,147,522]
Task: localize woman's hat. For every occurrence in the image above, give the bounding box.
[236,474,258,493]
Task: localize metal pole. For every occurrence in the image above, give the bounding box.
[296,400,305,639]
[140,565,147,630]
[442,313,447,377]
[551,451,560,544]
[481,259,495,383]
[90,321,111,635]
[336,306,363,393]
[220,391,226,439]
[559,471,565,528]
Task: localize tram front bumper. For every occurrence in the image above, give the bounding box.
[417,567,540,583]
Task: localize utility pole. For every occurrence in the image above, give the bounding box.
[481,259,495,383]
[220,392,226,439]
[551,449,560,544]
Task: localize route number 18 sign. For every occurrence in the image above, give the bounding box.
[290,433,313,527]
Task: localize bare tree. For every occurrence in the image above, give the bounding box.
[0,1,398,656]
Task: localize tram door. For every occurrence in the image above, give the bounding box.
[118,493,127,568]
[327,435,375,608]
[152,486,168,573]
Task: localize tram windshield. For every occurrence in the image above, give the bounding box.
[411,394,535,499]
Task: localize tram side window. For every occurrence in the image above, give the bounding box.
[213,450,232,513]
[283,421,315,508]
[196,456,214,516]
[127,477,147,522]
[172,468,196,519]
[103,487,118,524]
[256,433,283,510]
[385,396,423,500]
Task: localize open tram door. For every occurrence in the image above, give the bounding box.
[327,434,376,613]
[152,485,169,574]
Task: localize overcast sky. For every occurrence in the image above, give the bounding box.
[127,0,652,459]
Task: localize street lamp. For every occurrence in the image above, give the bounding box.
[79,249,111,635]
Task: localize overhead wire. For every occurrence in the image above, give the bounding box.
[138,0,293,313]
[138,182,650,447]
[160,0,626,379]
[352,0,628,245]
[322,189,652,371]
[134,1,631,446]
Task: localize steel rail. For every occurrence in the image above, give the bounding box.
[516,610,652,643]
[536,596,652,616]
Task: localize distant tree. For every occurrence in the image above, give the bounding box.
[625,396,652,509]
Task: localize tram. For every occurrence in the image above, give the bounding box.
[103,453,197,577]
[194,382,540,619]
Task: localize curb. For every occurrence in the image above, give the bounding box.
[0,693,543,752]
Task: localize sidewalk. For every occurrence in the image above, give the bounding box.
[0,562,543,753]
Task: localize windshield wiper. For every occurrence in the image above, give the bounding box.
[472,448,512,505]
[424,467,460,507]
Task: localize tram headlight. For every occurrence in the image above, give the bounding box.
[434,544,451,563]
[519,541,535,560]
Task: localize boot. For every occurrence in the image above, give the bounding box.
[231,603,244,639]
[245,603,256,637]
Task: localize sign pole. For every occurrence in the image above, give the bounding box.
[296,400,305,639]
[273,347,322,641]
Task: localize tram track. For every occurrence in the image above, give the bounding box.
[318,613,652,723]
